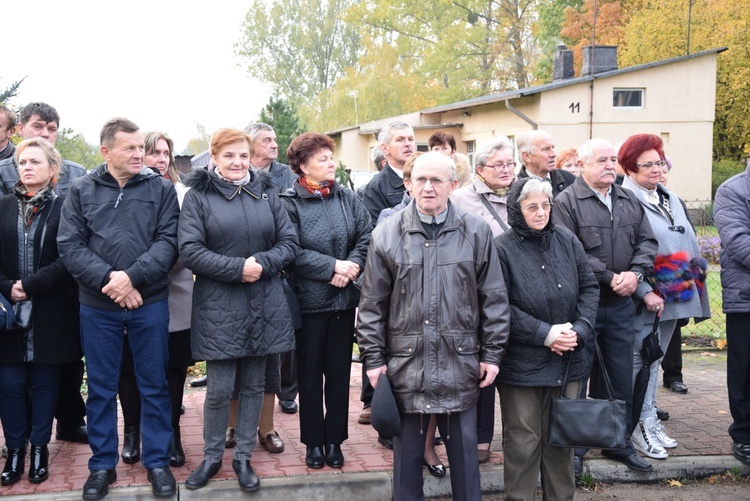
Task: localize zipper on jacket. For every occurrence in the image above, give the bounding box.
[114,188,124,208]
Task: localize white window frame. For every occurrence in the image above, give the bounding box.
[613,88,645,109]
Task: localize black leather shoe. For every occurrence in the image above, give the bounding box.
[121,425,140,464]
[733,442,750,465]
[280,400,298,414]
[147,466,176,498]
[190,375,207,387]
[423,459,446,477]
[573,454,583,482]
[656,407,670,421]
[28,445,49,484]
[1,447,26,486]
[185,460,222,490]
[305,446,325,469]
[377,435,393,450]
[325,444,344,468]
[56,424,89,444]
[180,404,185,415]
[670,381,689,394]
[168,432,185,467]
[232,459,260,492]
[82,469,116,500]
[602,450,652,472]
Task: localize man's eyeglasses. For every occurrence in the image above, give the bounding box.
[413,177,450,187]
[636,160,668,170]
[482,161,516,171]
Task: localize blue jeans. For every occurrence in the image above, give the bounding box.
[0,363,59,448]
[80,300,172,470]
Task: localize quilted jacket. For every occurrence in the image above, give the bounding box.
[494,178,598,386]
[280,181,371,314]
[179,168,299,360]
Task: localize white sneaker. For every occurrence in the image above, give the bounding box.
[653,419,678,449]
[632,418,668,459]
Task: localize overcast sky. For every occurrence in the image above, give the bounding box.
[4,1,269,152]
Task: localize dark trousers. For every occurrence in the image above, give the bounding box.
[54,359,86,431]
[119,367,187,432]
[393,407,480,501]
[575,297,636,458]
[277,350,298,401]
[0,363,60,448]
[727,313,750,444]
[296,310,354,446]
[476,384,496,444]
[662,324,684,386]
[360,364,374,406]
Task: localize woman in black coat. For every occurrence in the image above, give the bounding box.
[178,128,298,493]
[494,177,598,501]
[281,133,371,469]
[0,138,79,486]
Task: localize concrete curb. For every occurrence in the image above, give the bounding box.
[4,456,748,500]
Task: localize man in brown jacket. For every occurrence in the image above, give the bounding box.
[358,152,510,501]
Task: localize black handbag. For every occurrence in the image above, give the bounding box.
[548,338,628,450]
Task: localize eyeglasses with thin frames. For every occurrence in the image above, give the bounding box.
[636,160,668,170]
[482,161,516,171]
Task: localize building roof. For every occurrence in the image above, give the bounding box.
[420,47,727,115]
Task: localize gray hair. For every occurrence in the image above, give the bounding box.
[244,122,275,141]
[475,136,514,167]
[370,146,385,167]
[413,151,456,180]
[578,138,614,166]
[516,130,553,158]
[517,178,553,205]
[378,121,413,146]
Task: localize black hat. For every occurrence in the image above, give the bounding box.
[371,373,401,438]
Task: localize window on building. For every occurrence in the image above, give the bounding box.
[613,89,644,108]
[466,141,476,172]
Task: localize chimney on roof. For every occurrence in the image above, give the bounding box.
[581,45,618,76]
[553,44,575,81]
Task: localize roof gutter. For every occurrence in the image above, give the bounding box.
[505,99,537,130]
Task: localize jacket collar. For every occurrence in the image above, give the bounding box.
[91,163,158,187]
[383,164,405,189]
[401,200,461,235]
[183,167,265,200]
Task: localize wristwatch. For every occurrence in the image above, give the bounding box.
[631,270,644,283]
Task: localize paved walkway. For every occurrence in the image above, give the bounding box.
[0,348,740,499]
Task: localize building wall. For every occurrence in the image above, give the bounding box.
[330,52,718,200]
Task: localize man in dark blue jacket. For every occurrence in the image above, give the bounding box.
[58,118,180,500]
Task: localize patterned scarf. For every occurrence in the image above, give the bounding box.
[15,180,56,228]
[299,176,334,198]
[477,173,511,197]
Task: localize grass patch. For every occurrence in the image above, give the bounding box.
[682,271,725,340]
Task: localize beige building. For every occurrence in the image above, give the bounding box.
[328,46,726,201]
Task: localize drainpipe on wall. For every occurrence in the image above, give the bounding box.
[504,99,537,130]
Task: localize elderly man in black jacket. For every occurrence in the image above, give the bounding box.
[58,118,180,500]
[555,138,657,475]
[358,152,510,501]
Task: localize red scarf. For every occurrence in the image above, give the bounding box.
[299,176,334,198]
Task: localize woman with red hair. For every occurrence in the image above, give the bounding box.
[619,134,710,460]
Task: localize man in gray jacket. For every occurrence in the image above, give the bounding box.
[555,139,657,475]
[358,152,510,501]
[714,162,750,465]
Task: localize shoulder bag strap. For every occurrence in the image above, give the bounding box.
[478,194,509,232]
